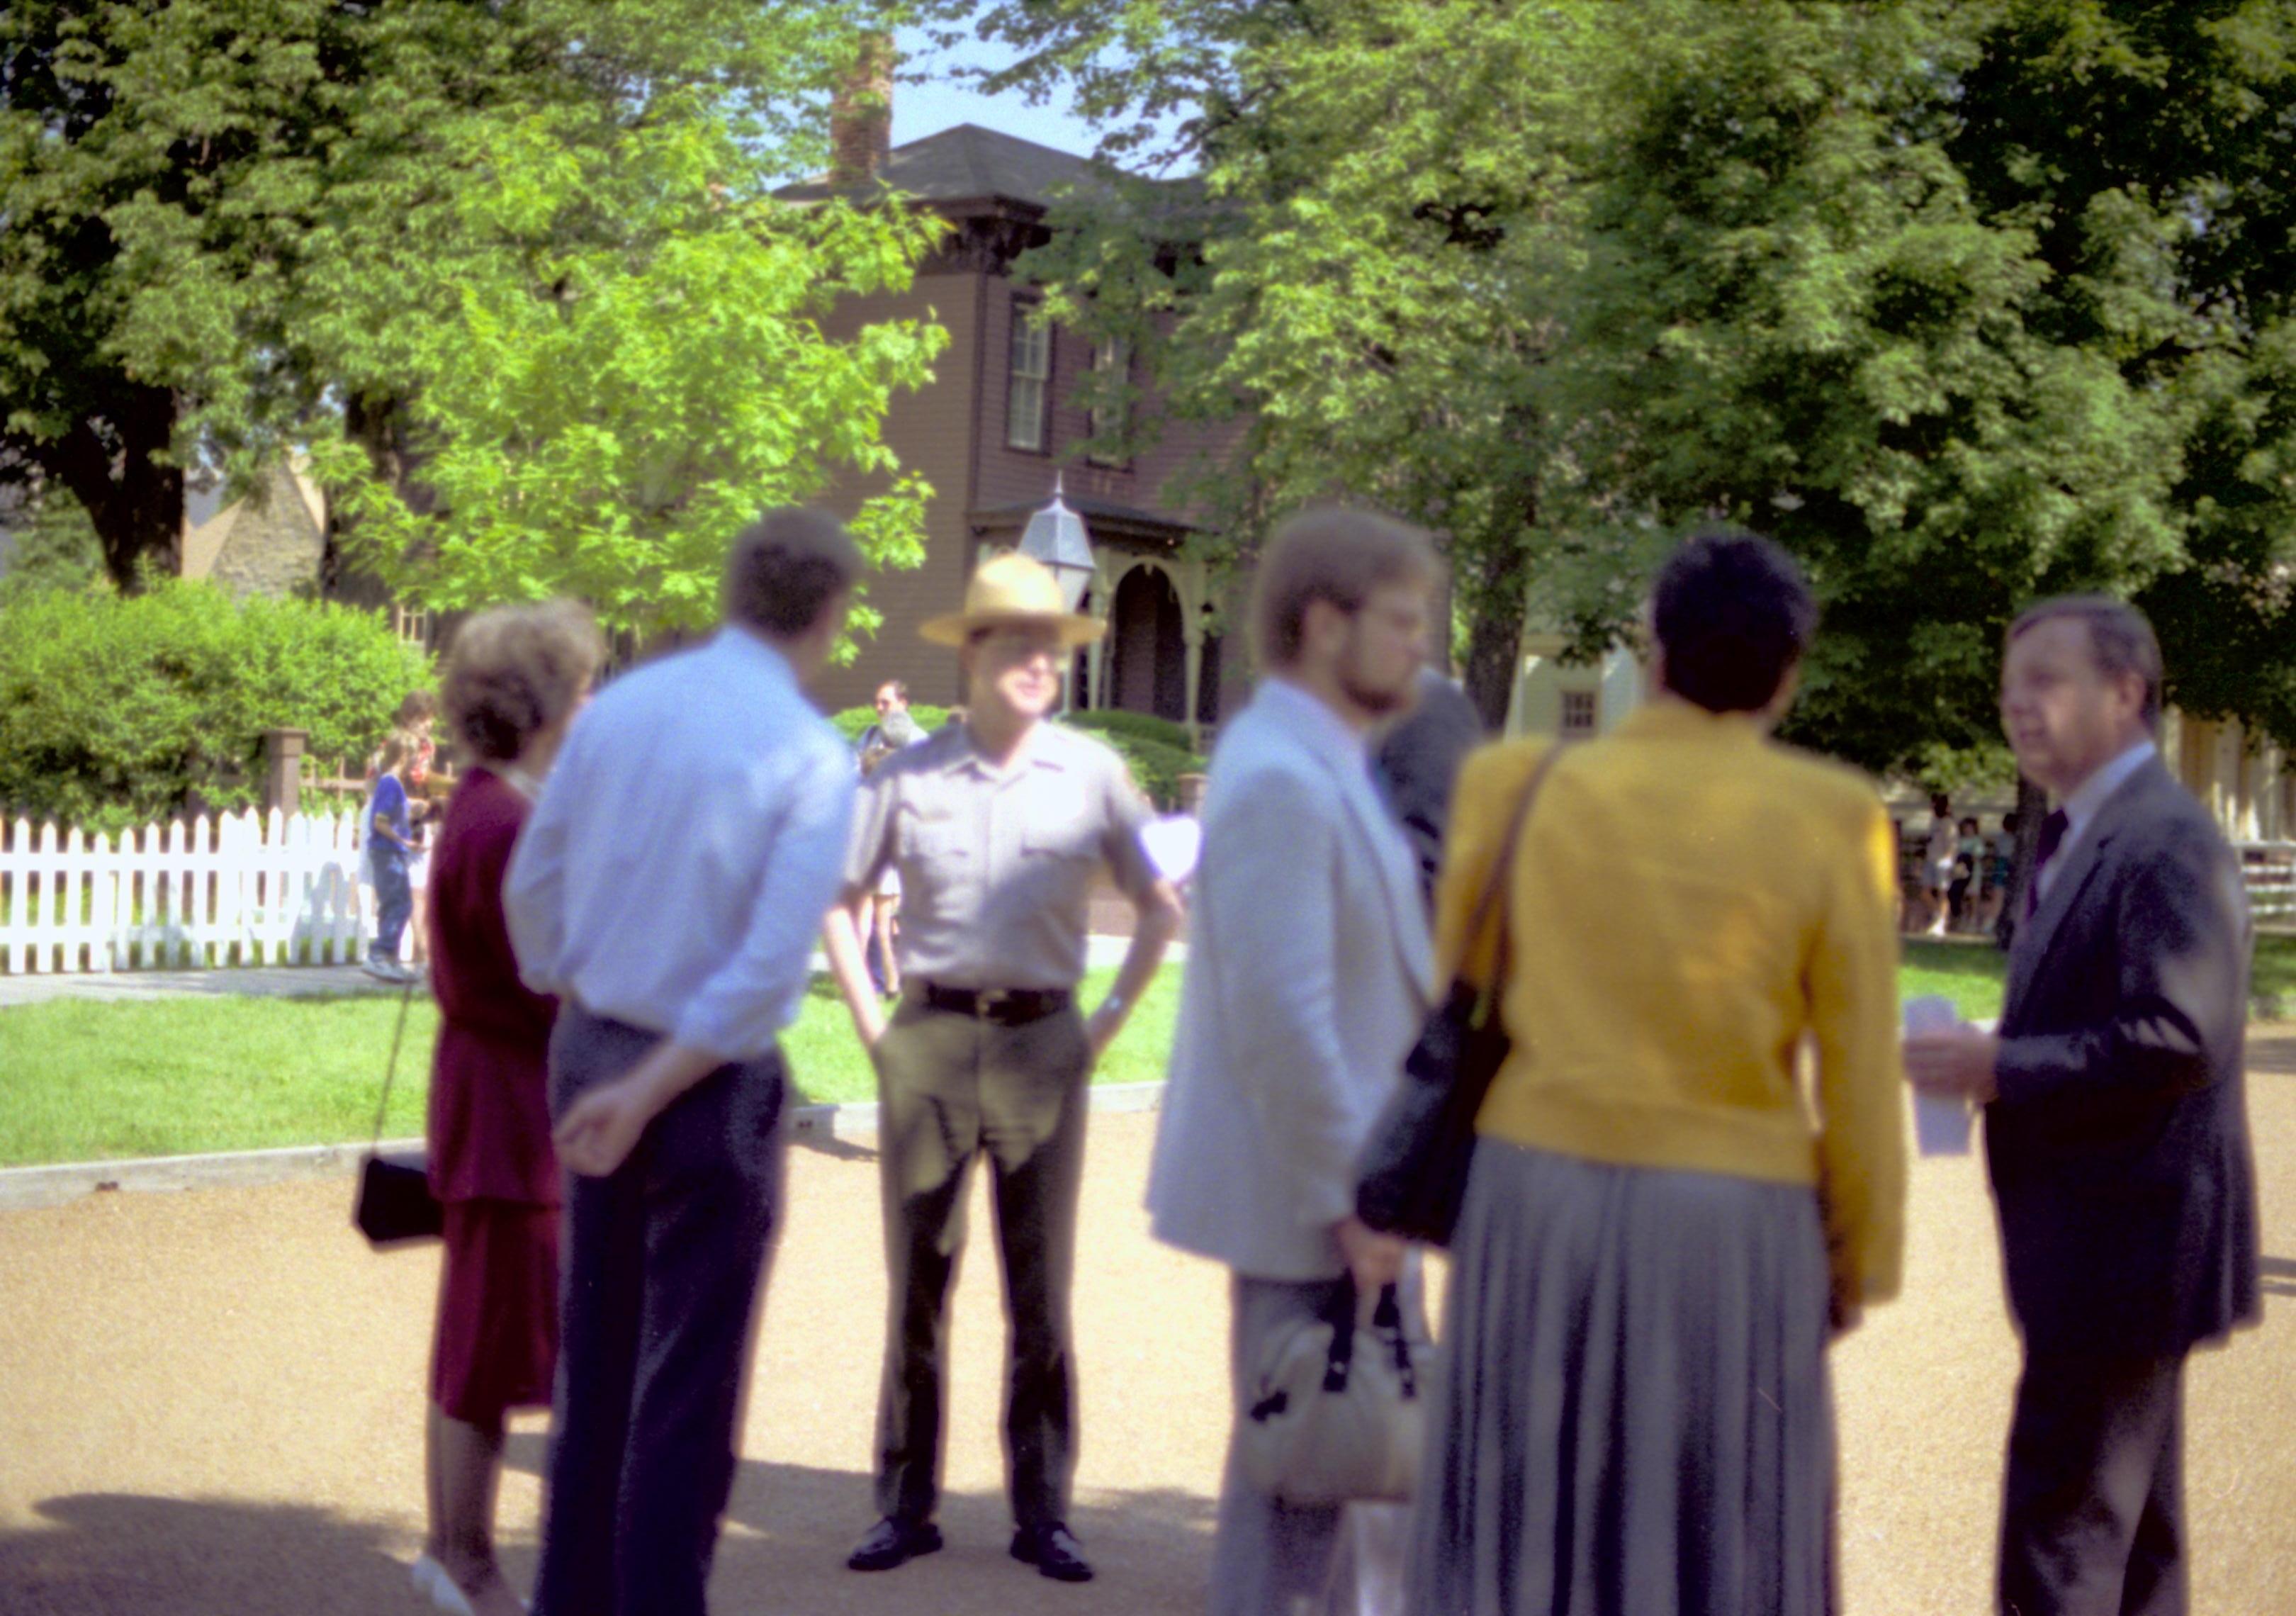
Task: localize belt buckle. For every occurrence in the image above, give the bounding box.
[976,988,1014,1019]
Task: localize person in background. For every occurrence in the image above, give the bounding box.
[1923,791,1958,936]
[825,553,1183,1586]
[412,601,603,1616]
[1147,510,1441,1616]
[506,509,862,1616]
[1373,665,1487,912]
[1951,815,1984,933]
[1906,597,2259,1616]
[366,734,420,982]
[1979,809,2020,937]
[399,691,443,971]
[857,680,925,756]
[853,681,926,995]
[1407,529,1905,1616]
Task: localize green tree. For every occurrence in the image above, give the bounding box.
[2,1,940,618]
[957,0,1603,722]
[967,0,2296,780]
[309,97,947,637]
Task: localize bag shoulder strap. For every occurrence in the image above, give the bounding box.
[1463,741,1571,1006]
[368,981,418,1148]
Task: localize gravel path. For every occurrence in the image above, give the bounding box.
[2,1043,2292,1615]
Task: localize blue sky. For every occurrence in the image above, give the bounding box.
[887,20,1192,162]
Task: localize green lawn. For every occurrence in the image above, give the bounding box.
[4,939,2290,1169]
[0,965,1181,1169]
[1901,931,2296,1021]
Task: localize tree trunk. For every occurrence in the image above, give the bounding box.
[1462,604,1521,732]
[1994,773,2049,950]
[41,385,183,592]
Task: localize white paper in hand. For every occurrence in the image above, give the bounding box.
[1904,994,1973,1155]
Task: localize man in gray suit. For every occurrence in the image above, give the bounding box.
[1147,508,1440,1615]
[1906,596,2261,1616]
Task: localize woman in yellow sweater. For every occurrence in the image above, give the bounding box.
[1405,531,1906,1616]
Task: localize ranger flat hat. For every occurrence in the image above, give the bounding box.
[920,551,1105,649]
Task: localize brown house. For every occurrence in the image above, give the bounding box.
[784,123,1240,732]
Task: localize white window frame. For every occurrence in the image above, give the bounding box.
[1087,335,1130,466]
[1006,301,1051,453]
[1559,688,1599,738]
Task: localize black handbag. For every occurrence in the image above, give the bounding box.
[1356,742,1570,1247]
[354,981,443,1247]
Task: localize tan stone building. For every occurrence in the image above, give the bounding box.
[178,459,329,600]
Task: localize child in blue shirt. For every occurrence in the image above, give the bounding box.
[366,734,420,980]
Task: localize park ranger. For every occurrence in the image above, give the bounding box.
[823,551,1184,1586]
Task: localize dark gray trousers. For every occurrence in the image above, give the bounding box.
[532,1006,787,1616]
[1998,1350,2187,1616]
[870,997,1091,1532]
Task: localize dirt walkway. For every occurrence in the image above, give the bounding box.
[4,1045,2293,1615]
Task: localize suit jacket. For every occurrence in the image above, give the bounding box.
[1988,756,2261,1356]
[1147,680,1436,1281]
[1374,670,1487,912]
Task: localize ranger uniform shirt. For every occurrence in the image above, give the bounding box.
[843,720,1159,991]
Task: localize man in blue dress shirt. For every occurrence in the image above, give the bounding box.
[505,508,862,1616]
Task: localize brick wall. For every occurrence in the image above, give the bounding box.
[811,269,985,716]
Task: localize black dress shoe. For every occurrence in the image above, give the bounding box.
[1010,1522,1094,1583]
[847,1516,942,1572]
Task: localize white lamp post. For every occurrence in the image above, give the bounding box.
[1017,473,1095,613]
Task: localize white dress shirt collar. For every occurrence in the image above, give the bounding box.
[2059,737,2158,847]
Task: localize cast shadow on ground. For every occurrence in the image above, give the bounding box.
[2259,1255,2296,1300]
[502,1434,1217,1615]
[0,1492,463,1616]
[3,1453,1215,1616]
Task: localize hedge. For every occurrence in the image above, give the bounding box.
[0,580,434,834]
[1062,709,1195,752]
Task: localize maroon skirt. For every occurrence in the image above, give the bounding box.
[431,1198,559,1427]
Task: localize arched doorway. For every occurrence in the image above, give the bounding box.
[1106,564,1187,722]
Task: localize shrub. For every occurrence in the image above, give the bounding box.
[1064,708,1195,752]
[1063,723,1205,810]
[828,703,951,744]
[0,580,433,834]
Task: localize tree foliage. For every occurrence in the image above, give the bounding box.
[307,99,948,637]
[958,0,2296,775]
[3,1,947,631]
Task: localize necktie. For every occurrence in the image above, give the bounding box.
[2025,807,2070,919]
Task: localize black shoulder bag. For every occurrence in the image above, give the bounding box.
[354,982,443,1247]
[1355,742,1569,1247]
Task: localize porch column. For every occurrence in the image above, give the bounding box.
[1082,555,1117,711]
[1178,558,1208,747]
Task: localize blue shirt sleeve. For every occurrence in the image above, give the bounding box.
[674,737,857,1060]
[373,775,409,839]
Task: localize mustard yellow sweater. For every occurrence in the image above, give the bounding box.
[1436,700,1906,1310]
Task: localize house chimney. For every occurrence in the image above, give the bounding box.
[830,34,894,187]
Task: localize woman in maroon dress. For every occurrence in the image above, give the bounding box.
[414,602,601,1616]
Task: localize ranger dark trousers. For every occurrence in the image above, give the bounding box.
[871,994,1091,1532]
[533,1006,787,1616]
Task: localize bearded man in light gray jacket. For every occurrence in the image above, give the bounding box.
[1147,509,1440,1615]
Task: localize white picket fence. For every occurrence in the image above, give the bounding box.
[0,809,371,975]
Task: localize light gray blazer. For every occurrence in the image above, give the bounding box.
[1147,679,1436,1281]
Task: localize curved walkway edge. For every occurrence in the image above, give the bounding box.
[0,1082,1169,1213]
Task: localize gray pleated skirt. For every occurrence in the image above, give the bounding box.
[1407,1138,1837,1616]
